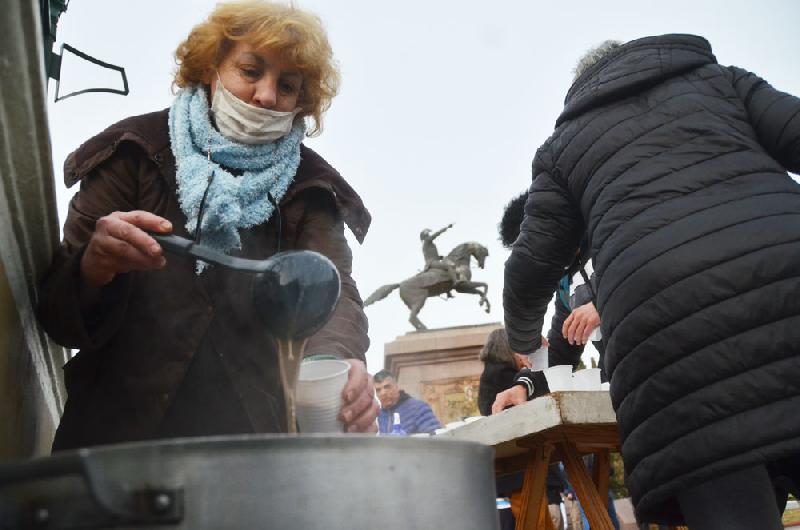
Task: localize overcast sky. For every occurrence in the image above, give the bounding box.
[46,0,800,371]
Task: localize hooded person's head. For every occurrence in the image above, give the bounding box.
[499,190,590,274]
[498,191,528,249]
[572,40,623,82]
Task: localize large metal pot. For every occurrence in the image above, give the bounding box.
[0,435,499,529]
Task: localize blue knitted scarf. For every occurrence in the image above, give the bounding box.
[168,86,305,272]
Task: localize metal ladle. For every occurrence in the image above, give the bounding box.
[151,233,341,433]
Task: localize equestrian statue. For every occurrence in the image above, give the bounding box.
[364,224,490,331]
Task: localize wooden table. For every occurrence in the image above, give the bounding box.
[438,391,620,530]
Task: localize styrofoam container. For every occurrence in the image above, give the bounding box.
[543,365,573,392]
[528,346,549,371]
[295,359,351,433]
[572,368,602,391]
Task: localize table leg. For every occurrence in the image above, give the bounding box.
[561,440,614,530]
[516,443,553,530]
[592,449,610,501]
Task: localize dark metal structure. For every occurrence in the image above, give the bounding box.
[0,436,499,529]
[38,0,129,102]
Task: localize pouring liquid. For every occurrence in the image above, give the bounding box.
[275,337,308,434]
[145,232,341,434]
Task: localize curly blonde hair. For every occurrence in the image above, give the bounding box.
[173,0,340,136]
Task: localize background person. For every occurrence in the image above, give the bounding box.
[373,370,441,435]
[501,34,800,529]
[37,0,378,450]
[477,327,529,530]
[477,327,531,416]
[499,194,619,530]
[490,214,584,530]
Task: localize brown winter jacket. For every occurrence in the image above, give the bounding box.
[37,109,371,450]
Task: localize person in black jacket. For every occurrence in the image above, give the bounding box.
[498,35,800,529]
[502,192,605,352]
[500,192,591,369]
[499,193,619,530]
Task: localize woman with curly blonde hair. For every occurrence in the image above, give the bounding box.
[38,1,377,449]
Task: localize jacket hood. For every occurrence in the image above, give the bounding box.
[556,34,716,126]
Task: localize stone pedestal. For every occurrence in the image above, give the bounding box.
[384,322,502,425]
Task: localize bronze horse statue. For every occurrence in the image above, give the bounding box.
[364,242,490,330]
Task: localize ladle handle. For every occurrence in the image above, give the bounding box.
[149,233,194,258]
[149,232,269,273]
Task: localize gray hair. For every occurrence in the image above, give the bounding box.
[479,328,516,365]
[573,40,623,81]
[373,369,395,383]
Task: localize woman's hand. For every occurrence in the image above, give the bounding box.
[80,211,172,288]
[338,359,379,433]
[562,302,601,345]
[491,385,527,415]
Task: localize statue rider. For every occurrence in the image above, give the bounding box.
[420,224,460,285]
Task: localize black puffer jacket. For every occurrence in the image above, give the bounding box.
[504,34,800,524]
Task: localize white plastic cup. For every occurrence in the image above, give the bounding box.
[572,368,602,391]
[295,359,351,433]
[528,346,549,371]
[543,365,573,392]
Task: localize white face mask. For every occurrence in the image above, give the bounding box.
[210,75,302,144]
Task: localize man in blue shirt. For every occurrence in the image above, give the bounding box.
[374,370,442,435]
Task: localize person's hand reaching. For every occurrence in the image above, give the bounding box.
[338,359,379,433]
[562,302,601,345]
[491,385,527,415]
